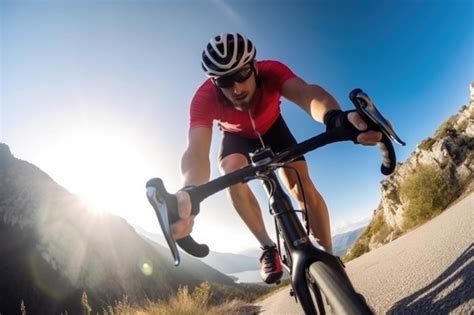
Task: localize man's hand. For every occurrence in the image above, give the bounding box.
[347,111,383,145]
[171,191,194,239]
[324,109,383,145]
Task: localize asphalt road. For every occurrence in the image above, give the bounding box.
[256,193,473,314]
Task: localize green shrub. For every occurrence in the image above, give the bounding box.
[343,241,369,262]
[400,165,462,230]
[343,209,394,262]
[207,282,273,304]
[418,137,436,151]
[373,222,393,244]
[369,211,386,236]
[457,119,469,132]
[434,117,454,138]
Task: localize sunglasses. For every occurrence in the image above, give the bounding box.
[214,66,254,88]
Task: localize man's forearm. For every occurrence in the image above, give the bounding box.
[307,85,341,123]
[180,151,211,186]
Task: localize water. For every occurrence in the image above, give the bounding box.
[228,269,290,284]
[228,269,262,283]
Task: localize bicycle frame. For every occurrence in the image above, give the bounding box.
[259,168,352,314]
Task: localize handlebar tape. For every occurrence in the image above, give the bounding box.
[378,134,396,175]
[176,237,209,257]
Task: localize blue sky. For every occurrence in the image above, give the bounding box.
[2,0,473,253]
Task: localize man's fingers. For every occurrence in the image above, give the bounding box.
[348,111,368,131]
[172,191,194,239]
[172,216,194,239]
[357,130,383,145]
[176,191,192,219]
[347,111,383,145]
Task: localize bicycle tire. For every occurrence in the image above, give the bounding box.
[306,269,326,315]
[308,261,373,315]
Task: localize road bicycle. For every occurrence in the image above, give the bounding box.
[146,88,405,314]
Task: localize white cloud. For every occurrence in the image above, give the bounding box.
[332,215,372,236]
[211,0,245,26]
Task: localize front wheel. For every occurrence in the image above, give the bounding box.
[308,261,373,314]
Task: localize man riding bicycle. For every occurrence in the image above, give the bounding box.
[172,33,381,284]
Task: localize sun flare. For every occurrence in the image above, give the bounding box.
[39,127,154,221]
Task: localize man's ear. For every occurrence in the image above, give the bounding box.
[253,60,258,75]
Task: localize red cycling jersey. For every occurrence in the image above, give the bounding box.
[189,60,298,139]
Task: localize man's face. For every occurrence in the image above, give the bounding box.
[214,62,257,111]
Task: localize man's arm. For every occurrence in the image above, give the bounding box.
[173,126,212,239]
[281,77,382,144]
[180,127,212,186]
[281,77,340,123]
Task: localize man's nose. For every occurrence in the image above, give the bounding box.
[233,81,244,94]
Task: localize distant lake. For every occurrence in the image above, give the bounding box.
[227,269,290,284]
[228,269,261,283]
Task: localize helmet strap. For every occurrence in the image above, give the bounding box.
[246,61,261,89]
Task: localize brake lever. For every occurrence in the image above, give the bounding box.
[146,178,181,265]
[349,88,405,175]
[350,89,406,146]
[146,178,209,266]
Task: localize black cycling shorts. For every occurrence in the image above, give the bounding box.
[218,115,305,163]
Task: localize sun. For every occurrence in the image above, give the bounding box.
[39,127,155,220]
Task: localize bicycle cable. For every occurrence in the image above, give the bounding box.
[281,165,311,236]
[263,164,312,264]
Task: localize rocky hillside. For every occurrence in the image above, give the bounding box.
[346,84,473,260]
[0,144,234,314]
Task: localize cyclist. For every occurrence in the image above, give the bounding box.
[172,33,381,284]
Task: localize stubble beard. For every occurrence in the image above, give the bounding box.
[232,91,255,112]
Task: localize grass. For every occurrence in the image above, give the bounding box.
[71,281,277,315]
[343,210,393,262]
[434,116,456,139]
[418,137,436,151]
[400,165,462,230]
[17,281,273,315]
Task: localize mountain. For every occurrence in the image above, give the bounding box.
[332,226,366,257]
[346,83,474,260]
[0,145,234,314]
[136,223,367,276]
[134,225,260,274]
[201,251,259,274]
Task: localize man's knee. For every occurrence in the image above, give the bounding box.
[219,153,249,174]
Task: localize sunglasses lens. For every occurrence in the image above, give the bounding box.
[216,77,234,88]
[216,67,253,88]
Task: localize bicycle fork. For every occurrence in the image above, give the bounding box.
[261,171,353,314]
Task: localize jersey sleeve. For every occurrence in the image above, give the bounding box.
[189,82,216,129]
[259,60,298,91]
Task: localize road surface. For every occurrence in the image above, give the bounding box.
[256,193,473,314]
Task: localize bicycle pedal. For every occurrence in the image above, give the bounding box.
[290,289,295,297]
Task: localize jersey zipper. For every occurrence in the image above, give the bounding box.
[248,110,266,148]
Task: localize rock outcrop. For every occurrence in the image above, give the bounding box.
[380,102,473,232]
[347,83,473,256]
